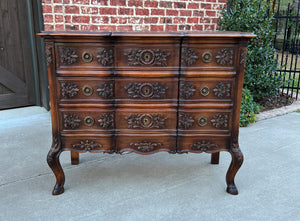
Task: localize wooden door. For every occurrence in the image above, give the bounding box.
[0,0,35,109]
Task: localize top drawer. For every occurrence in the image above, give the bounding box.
[55,43,114,70]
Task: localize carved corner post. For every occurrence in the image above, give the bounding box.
[45,41,66,195]
[225,42,248,195]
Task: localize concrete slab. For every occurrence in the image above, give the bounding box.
[0,107,299,221]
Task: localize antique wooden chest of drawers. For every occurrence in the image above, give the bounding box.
[38,31,255,195]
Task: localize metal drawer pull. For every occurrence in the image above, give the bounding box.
[82,51,93,63]
[84,116,94,127]
[82,85,93,96]
[198,116,208,126]
[200,85,210,96]
[202,52,212,63]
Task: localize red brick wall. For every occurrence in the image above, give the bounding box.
[42,0,227,32]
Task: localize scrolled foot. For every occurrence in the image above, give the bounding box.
[226,184,238,195]
[52,184,64,195]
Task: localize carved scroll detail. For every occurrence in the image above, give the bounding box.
[45,45,53,66]
[72,140,102,152]
[240,48,247,66]
[181,48,199,66]
[130,141,162,152]
[179,82,196,99]
[96,48,114,66]
[126,49,170,66]
[190,140,219,152]
[98,113,114,129]
[125,82,167,99]
[61,82,80,98]
[127,114,166,129]
[212,82,231,98]
[97,82,114,99]
[60,48,79,65]
[63,113,81,129]
[216,48,234,66]
[210,113,229,129]
[178,113,194,129]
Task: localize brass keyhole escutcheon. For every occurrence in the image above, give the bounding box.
[144,53,151,62]
[141,115,153,127]
[140,50,155,65]
[82,85,93,96]
[198,116,208,126]
[140,83,154,97]
[82,51,93,63]
[84,116,94,127]
[200,86,210,96]
[202,52,212,63]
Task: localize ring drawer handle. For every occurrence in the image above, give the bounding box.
[200,86,210,96]
[202,52,212,63]
[82,51,93,63]
[82,85,93,96]
[198,116,208,126]
[84,116,94,127]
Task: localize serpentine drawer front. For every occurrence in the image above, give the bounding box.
[38,31,255,195]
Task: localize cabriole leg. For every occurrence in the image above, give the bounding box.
[226,144,243,195]
[71,151,79,165]
[211,152,220,164]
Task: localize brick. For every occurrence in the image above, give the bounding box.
[117,25,133,31]
[91,16,109,24]
[134,25,150,31]
[55,24,64,30]
[136,8,149,16]
[91,0,109,6]
[201,3,212,9]
[128,0,143,7]
[204,24,215,30]
[192,25,204,31]
[144,17,159,24]
[44,24,54,31]
[174,2,186,9]
[42,0,51,3]
[188,3,199,9]
[166,25,177,31]
[65,24,79,30]
[81,6,98,14]
[119,8,133,15]
[44,15,53,23]
[193,10,204,17]
[42,5,52,13]
[144,1,158,7]
[205,10,216,17]
[159,17,172,24]
[128,17,143,24]
[63,0,70,3]
[73,0,90,4]
[100,25,117,31]
[166,9,178,16]
[81,25,100,31]
[72,16,90,23]
[111,17,127,24]
[159,1,172,8]
[54,5,63,13]
[111,0,126,6]
[53,0,62,3]
[100,8,117,15]
[200,17,211,23]
[180,10,192,16]
[64,15,71,23]
[150,25,164,31]
[55,15,64,23]
[65,6,79,14]
[173,17,186,24]
[151,9,165,16]
[187,17,199,23]
[218,0,227,2]
[179,25,191,31]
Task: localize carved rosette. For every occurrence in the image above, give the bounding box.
[240,48,247,66]
[98,113,114,129]
[212,82,231,98]
[181,48,199,66]
[189,140,219,152]
[210,113,229,129]
[179,82,196,99]
[126,49,170,66]
[127,114,166,129]
[96,82,114,99]
[178,113,195,129]
[216,48,234,66]
[125,82,167,99]
[96,48,114,66]
[61,82,80,98]
[63,113,81,129]
[72,140,102,152]
[45,45,53,66]
[60,48,79,65]
[130,141,162,152]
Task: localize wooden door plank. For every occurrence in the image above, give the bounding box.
[0,65,26,93]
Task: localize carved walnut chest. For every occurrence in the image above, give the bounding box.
[38,31,255,195]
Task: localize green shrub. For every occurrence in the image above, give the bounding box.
[240,88,260,127]
[218,0,283,101]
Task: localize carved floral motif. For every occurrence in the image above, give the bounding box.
[210,113,229,129]
[72,140,102,152]
[45,46,52,66]
[96,48,114,66]
[127,114,166,129]
[212,82,231,98]
[178,113,194,129]
[60,48,79,65]
[181,48,199,66]
[130,141,162,152]
[98,113,114,129]
[125,82,167,99]
[190,140,219,152]
[216,48,234,66]
[240,48,247,66]
[179,82,196,99]
[96,82,114,99]
[63,113,81,129]
[126,49,170,66]
[61,82,80,98]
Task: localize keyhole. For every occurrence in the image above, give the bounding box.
[143,118,149,124]
[144,87,150,95]
[144,54,150,62]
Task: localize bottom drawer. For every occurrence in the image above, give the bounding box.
[177,134,230,153]
[61,134,115,153]
[116,134,176,155]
